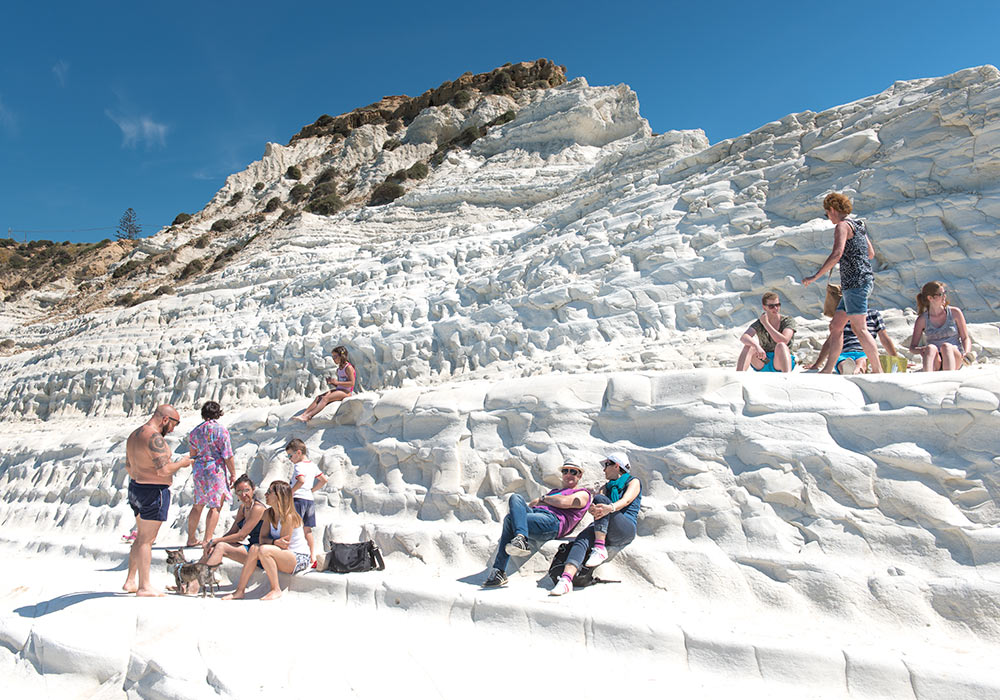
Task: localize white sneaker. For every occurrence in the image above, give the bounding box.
[838,357,856,375]
[585,547,608,567]
[549,576,573,596]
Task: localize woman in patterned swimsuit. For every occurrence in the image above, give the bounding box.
[908,281,971,371]
[186,401,236,546]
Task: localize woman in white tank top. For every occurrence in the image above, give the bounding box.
[223,481,311,600]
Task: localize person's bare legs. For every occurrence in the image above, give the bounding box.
[204,506,221,543]
[772,342,792,372]
[849,314,882,373]
[258,545,298,600]
[124,517,164,596]
[736,345,753,371]
[304,527,316,566]
[293,392,331,422]
[202,542,250,567]
[940,342,961,370]
[296,390,349,422]
[921,344,940,372]
[855,358,868,374]
[187,503,205,546]
[222,545,261,600]
[821,312,848,373]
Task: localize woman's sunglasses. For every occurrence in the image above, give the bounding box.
[601,460,618,468]
[561,468,582,476]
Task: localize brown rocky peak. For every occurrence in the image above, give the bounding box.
[289,59,567,144]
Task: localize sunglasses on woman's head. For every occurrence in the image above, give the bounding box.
[561,468,581,476]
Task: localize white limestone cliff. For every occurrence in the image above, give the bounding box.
[1,64,1000,699]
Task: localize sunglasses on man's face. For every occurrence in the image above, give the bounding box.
[765,303,781,309]
[561,468,582,476]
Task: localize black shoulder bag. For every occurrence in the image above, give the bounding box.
[324,540,386,573]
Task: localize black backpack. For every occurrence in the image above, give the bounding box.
[547,542,617,588]
[324,540,385,573]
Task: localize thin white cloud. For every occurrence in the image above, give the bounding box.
[105,109,168,149]
[0,95,16,136]
[52,60,70,87]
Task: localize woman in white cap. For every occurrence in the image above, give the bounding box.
[550,451,641,596]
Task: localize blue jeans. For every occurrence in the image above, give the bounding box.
[492,494,560,573]
[565,495,637,570]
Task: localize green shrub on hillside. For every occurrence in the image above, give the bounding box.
[178,258,204,279]
[289,184,310,203]
[491,72,514,94]
[193,235,210,248]
[452,89,473,108]
[285,165,302,180]
[310,181,338,200]
[491,110,516,126]
[211,219,235,232]
[8,253,30,269]
[406,162,429,179]
[253,182,265,191]
[112,259,143,279]
[314,168,338,185]
[307,195,344,216]
[172,213,193,226]
[264,197,281,213]
[383,139,401,151]
[227,192,243,207]
[368,181,405,206]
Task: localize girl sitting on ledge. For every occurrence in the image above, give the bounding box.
[293,345,356,422]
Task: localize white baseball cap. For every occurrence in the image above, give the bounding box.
[602,452,630,472]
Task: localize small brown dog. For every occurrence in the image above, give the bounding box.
[165,549,221,597]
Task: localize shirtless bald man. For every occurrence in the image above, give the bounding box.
[122,405,193,596]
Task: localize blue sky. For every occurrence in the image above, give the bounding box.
[2,1,997,243]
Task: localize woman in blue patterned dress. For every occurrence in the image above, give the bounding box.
[186,401,236,546]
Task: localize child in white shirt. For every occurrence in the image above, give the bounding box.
[285,438,328,567]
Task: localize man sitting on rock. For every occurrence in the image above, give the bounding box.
[483,461,592,588]
[737,291,797,372]
[807,308,898,374]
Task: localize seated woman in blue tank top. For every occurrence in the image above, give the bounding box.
[197,474,267,564]
[550,451,642,596]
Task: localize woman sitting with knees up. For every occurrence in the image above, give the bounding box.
[197,474,267,568]
[293,345,356,423]
[550,451,641,596]
[223,480,311,601]
[909,281,971,371]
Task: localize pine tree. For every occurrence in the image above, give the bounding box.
[116,208,142,241]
